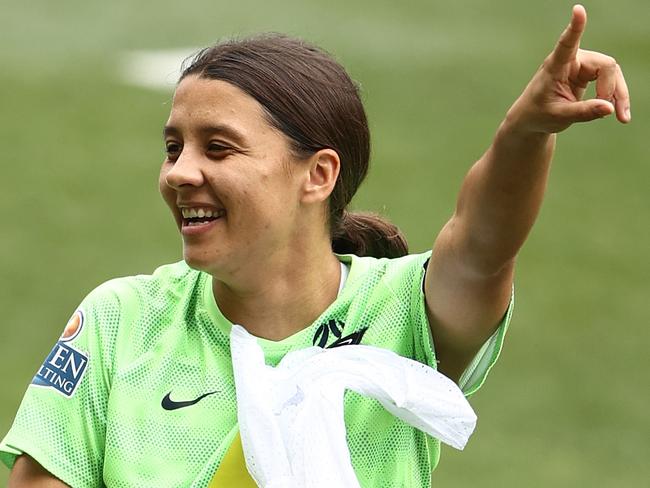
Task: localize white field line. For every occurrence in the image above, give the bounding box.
[119,48,200,90]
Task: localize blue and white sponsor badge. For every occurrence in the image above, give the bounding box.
[31,310,89,397]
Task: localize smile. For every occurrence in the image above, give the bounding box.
[179,206,226,228]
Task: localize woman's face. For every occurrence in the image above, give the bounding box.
[159,75,306,277]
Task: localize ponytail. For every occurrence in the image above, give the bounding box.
[331,211,409,259]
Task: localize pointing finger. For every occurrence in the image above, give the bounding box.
[548,5,587,67]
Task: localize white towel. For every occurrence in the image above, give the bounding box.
[230,324,477,488]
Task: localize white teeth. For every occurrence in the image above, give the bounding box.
[180,207,224,220]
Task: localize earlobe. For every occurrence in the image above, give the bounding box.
[301,149,340,204]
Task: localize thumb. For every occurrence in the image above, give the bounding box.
[553,99,615,123]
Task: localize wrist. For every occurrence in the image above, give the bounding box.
[498,106,555,147]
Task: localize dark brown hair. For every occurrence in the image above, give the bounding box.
[180,34,408,258]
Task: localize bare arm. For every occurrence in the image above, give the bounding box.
[9,455,69,488]
[426,5,631,381]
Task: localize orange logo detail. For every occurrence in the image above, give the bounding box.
[61,310,84,342]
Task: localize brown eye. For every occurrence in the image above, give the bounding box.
[165,142,182,161]
[207,142,232,159]
[208,142,229,152]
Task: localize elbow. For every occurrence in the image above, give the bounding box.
[453,220,519,279]
[464,250,517,280]
[439,216,518,280]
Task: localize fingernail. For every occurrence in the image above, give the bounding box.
[625,108,631,121]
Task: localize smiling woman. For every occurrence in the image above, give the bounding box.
[159,75,338,292]
[0,6,631,488]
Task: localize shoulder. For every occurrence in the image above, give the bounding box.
[74,261,203,343]
[330,252,435,365]
[341,251,431,296]
[339,253,430,322]
[72,261,206,367]
[84,261,200,307]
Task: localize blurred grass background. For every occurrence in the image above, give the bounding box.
[1,0,648,486]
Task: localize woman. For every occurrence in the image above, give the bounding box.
[1,5,630,487]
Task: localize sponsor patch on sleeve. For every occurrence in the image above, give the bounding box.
[31,310,89,397]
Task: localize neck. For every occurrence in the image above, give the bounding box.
[212,241,342,341]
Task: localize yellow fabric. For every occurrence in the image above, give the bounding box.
[208,432,258,488]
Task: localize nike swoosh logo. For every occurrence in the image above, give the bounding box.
[161,390,219,411]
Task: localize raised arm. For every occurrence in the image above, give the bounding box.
[425,5,630,382]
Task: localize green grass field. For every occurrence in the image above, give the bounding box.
[1,0,648,486]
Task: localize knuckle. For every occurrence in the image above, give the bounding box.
[541,56,554,71]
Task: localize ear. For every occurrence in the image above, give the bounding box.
[301,149,340,204]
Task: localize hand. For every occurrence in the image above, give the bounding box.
[507,4,631,134]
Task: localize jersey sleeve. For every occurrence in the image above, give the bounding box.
[0,281,123,487]
[409,253,514,397]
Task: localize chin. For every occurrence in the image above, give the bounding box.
[182,248,231,278]
[182,250,213,273]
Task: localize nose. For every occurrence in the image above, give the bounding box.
[164,149,205,189]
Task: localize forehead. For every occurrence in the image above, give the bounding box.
[166,76,275,139]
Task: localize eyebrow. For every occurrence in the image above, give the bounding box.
[162,124,248,147]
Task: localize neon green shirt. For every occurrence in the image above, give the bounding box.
[0,252,512,487]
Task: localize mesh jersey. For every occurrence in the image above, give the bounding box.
[1,252,512,487]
